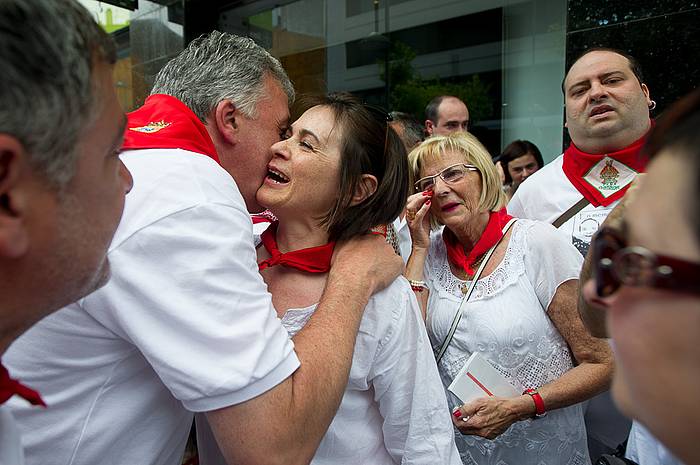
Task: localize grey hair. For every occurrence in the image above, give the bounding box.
[0,0,116,187]
[389,111,425,149]
[151,31,294,121]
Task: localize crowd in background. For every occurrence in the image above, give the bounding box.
[1,2,698,465]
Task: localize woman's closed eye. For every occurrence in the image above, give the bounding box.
[299,139,316,151]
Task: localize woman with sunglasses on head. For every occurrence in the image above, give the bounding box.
[197,92,461,465]
[404,132,613,465]
[583,89,700,465]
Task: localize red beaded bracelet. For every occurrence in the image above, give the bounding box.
[523,388,546,418]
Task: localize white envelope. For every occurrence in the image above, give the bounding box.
[448,352,520,403]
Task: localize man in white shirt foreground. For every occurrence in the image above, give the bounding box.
[5,32,402,465]
[0,1,133,463]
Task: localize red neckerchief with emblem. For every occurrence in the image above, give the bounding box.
[122,94,219,163]
[443,208,513,278]
[562,126,651,207]
[0,363,46,407]
[258,222,335,273]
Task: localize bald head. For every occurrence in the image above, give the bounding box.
[425,96,469,136]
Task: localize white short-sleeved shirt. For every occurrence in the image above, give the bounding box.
[197,268,461,465]
[4,149,299,465]
[0,406,24,465]
[425,220,590,465]
[508,153,633,453]
[508,154,620,256]
[391,215,413,263]
[626,422,684,465]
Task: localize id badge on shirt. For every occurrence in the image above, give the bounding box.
[571,207,613,256]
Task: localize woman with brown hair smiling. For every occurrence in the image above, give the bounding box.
[198,92,461,464]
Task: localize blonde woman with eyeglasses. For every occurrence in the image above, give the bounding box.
[404,132,613,465]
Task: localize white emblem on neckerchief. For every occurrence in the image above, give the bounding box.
[582,156,637,198]
[129,120,171,133]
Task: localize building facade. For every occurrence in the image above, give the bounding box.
[91,0,699,162]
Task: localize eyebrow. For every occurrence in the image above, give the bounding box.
[567,71,626,92]
[297,128,321,144]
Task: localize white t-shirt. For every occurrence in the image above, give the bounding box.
[4,149,299,465]
[198,276,461,465]
[425,220,590,465]
[508,154,620,256]
[508,153,632,454]
[391,215,412,263]
[0,406,24,465]
[626,422,684,465]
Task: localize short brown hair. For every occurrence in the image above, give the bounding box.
[298,93,408,241]
[499,140,544,184]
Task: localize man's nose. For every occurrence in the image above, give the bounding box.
[589,81,608,101]
[120,161,133,194]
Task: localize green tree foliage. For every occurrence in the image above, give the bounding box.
[381,41,492,123]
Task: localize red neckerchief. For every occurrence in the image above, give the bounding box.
[258,222,335,273]
[251,210,278,224]
[122,94,220,163]
[443,208,513,277]
[562,126,650,207]
[0,363,46,407]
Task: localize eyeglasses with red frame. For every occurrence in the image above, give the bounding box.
[592,226,700,298]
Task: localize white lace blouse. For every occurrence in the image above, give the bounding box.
[195,278,461,465]
[425,219,591,465]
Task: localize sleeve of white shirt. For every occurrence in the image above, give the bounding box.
[507,185,526,218]
[522,220,584,312]
[80,201,300,413]
[369,280,460,464]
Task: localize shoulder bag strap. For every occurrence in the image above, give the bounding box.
[435,218,517,363]
[552,197,589,228]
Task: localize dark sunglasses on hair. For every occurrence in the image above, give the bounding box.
[592,227,700,298]
[363,103,393,159]
[363,103,392,123]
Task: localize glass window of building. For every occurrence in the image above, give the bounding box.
[218,0,567,160]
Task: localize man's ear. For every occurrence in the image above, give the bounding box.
[349,174,378,207]
[425,120,434,136]
[641,83,651,105]
[0,135,29,258]
[213,99,241,146]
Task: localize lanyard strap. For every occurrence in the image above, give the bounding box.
[434,218,517,364]
[552,197,589,228]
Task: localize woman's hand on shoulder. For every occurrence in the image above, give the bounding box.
[451,394,534,440]
[405,189,433,250]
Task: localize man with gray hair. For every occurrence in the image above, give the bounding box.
[389,111,424,152]
[5,30,402,465]
[0,0,133,463]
